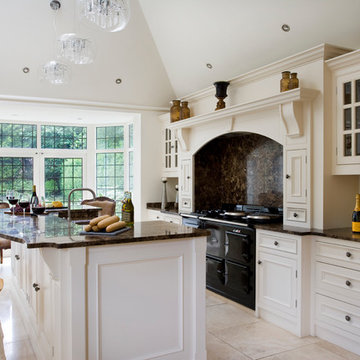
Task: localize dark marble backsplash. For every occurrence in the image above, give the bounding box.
[194,132,283,210]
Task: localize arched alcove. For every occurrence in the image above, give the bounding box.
[194,132,283,210]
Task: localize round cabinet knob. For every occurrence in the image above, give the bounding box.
[15,255,20,260]
[184,202,188,205]
[186,176,190,179]
[293,213,298,218]
[32,283,38,288]
[34,286,40,292]
[286,174,290,179]
[346,280,352,287]
[274,241,279,246]
[345,315,351,322]
[257,260,262,265]
[346,252,352,258]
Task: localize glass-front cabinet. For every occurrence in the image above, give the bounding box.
[337,74,360,165]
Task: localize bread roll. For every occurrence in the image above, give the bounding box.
[106,221,126,232]
[84,224,92,232]
[97,215,120,229]
[89,214,110,226]
[92,225,100,232]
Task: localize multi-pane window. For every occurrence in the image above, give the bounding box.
[96,124,133,210]
[0,123,37,148]
[45,158,83,204]
[41,125,87,149]
[0,157,33,197]
[96,126,124,150]
[96,153,124,200]
[129,123,134,191]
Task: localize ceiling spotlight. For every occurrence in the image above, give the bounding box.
[206,63,213,69]
[281,24,290,32]
[50,0,61,10]
[22,67,30,74]
[115,78,122,84]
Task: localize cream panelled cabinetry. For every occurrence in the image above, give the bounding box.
[327,50,360,174]
[11,244,59,360]
[160,114,179,176]
[179,158,192,212]
[147,209,181,224]
[256,230,311,337]
[314,236,360,355]
[284,149,309,226]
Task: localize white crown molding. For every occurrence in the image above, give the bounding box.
[0,94,169,113]
[180,44,351,103]
[325,49,360,70]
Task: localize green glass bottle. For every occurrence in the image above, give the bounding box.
[121,191,134,226]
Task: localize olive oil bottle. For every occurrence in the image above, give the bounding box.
[352,193,360,233]
[121,191,134,226]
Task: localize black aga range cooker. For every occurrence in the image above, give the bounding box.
[182,205,282,310]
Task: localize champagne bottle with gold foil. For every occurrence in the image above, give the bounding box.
[280,71,290,92]
[121,191,134,226]
[352,193,360,233]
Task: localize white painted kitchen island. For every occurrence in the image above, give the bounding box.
[0,211,208,360]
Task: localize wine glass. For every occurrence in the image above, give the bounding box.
[6,190,19,216]
[19,194,30,217]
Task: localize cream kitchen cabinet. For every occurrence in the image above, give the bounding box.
[179,158,192,212]
[160,114,179,176]
[147,209,181,224]
[284,149,309,227]
[256,229,311,337]
[327,50,360,175]
[314,236,360,355]
[12,244,59,360]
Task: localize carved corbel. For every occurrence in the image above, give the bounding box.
[279,101,303,137]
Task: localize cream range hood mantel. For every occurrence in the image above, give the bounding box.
[168,87,318,152]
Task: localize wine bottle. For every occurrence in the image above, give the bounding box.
[30,185,39,209]
[121,191,134,226]
[352,193,360,233]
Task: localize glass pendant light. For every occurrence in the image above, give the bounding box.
[79,0,130,32]
[57,33,94,64]
[40,61,71,85]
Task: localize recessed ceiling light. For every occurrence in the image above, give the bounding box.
[22,67,30,73]
[115,78,122,84]
[206,63,213,69]
[281,24,290,32]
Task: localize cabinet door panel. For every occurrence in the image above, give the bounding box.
[258,251,297,317]
[285,149,307,203]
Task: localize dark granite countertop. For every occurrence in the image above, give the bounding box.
[146,202,180,215]
[0,209,208,249]
[255,223,360,243]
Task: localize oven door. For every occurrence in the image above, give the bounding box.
[203,220,225,258]
[225,229,254,265]
[226,260,255,309]
[206,256,226,293]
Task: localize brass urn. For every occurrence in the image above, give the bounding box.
[213,81,230,110]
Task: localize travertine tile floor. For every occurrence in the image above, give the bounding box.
[1,255,360,360]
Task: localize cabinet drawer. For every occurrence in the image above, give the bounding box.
[316,294,360,337]
[163,215,181,224]
[316,241,360,270]
[286,207,306,222]
[181,198,191,209]
[258,231,297,254]
[316,262,360,307]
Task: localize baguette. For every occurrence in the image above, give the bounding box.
[106,221,126,232]
[89,214,110,226]
[84,224,92,232]
[92,225,100,232]
[97,215,120,229]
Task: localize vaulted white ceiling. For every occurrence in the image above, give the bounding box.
[1,0,360,115]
